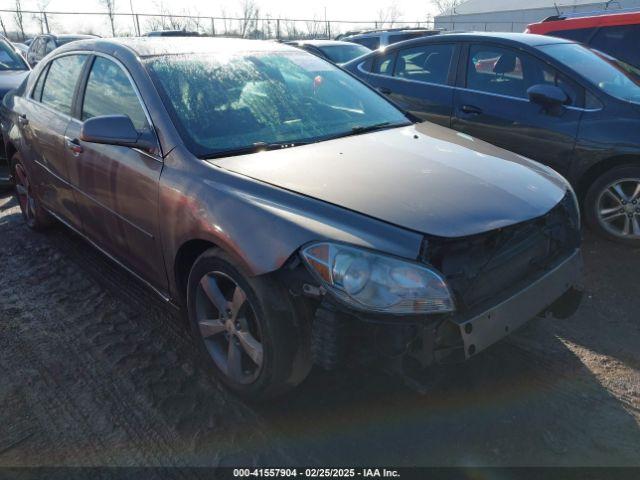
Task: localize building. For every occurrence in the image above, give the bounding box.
[434,0,640,32]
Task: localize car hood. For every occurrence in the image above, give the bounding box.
[212,122,569,238]
[0,70,29,96]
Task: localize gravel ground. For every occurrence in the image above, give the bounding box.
[0,190,639,470]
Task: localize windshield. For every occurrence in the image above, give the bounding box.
[318,44,371,64]
[146,51,409,157]
[0,41,28,71]
[540,43,640,104]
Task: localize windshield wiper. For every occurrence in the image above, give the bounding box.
[351,122,395,134]
[202,141,310,160]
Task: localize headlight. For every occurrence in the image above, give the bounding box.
[301,242,455,315]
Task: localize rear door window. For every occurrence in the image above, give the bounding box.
[40,54,87,116]
[81,56,149,132]
[393,44,454,85]
[372,51,396,75]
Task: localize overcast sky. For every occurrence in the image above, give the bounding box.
[0,0,441,37]
[2,0,439,21]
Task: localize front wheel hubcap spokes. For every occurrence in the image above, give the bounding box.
[197,272,263,383]
[598,179,640,238]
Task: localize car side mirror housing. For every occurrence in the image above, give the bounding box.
[81,115,157,152]
[527,84,568,109]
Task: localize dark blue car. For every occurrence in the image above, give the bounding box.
[344,32,640,245]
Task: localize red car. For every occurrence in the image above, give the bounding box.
[527,10,640,69]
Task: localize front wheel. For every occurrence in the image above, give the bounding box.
[11,153,52,231]
[187,248,309,400]
[585,166,640,246]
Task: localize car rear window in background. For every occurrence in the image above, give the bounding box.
[40,54,86,115]
[146,51,408,157]
[393,44,454,85]
[545,27,596,43]
[82,57,149,131]
[352,37,380,50]
[540,43,640,104]
[590,25,640,69]
[318,44,371,64]
[0,41,29,71]
[388,32,431,44]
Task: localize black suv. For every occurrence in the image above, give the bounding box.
[344,32,640,245]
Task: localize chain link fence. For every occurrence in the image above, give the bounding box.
[0,9,435,42]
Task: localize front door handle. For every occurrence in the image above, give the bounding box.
[378,87,392,95]
[17,114,28,126]
[460,104,482,115]
[65,137,83,156]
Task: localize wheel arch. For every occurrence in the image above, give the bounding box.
[577,154,640,202]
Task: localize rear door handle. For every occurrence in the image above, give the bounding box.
[378,87,392,95]
[65,137,83,156]
[460,105,482,115]
[17,114,28,126]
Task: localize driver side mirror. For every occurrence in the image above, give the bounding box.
[527,84,568,109]
[81,115,157,152]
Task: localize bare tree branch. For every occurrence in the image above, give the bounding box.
[238,0,259,38]
[376,1,403,28]
[14,0,25,41]
[431,0,464,16]
[98,0,117,36]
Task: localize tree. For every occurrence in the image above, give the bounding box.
[238,0,259,38]
[32,0,51,34]
[376,1,403,29]
[99,0,117,36]
[431,0,464,16]
[14,0,25,41]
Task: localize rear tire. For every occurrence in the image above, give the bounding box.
[186,248,309,400]
[11,153,53,231]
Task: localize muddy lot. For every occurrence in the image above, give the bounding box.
[0,190,639,471]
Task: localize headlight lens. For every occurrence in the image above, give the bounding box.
[301,242,455,315]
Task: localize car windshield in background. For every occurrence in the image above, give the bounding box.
[540,43,640,104]
[0,41,28,71]
[146,51,409,158]
[318,44,371,64]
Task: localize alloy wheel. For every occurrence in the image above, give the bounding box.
[596,178,640,239]
[195,271,264,385]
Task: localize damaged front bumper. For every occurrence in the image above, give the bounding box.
[300,249,583,371]
[452,248,582,360]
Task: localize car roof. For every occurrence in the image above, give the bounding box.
[56,37,299,59]
[528,10,640,32]
[381,31,576,49]
[288,39,361,47]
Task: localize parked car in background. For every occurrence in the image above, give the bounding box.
[12,42,29,56]
[0,36,29,188]
[1,37,582,399]
[286,40,370,65]
[527,9,640,70]
[345,32,640,245]
[144,30,200,37]
[337,27,440,50]
[26,34,98,67]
